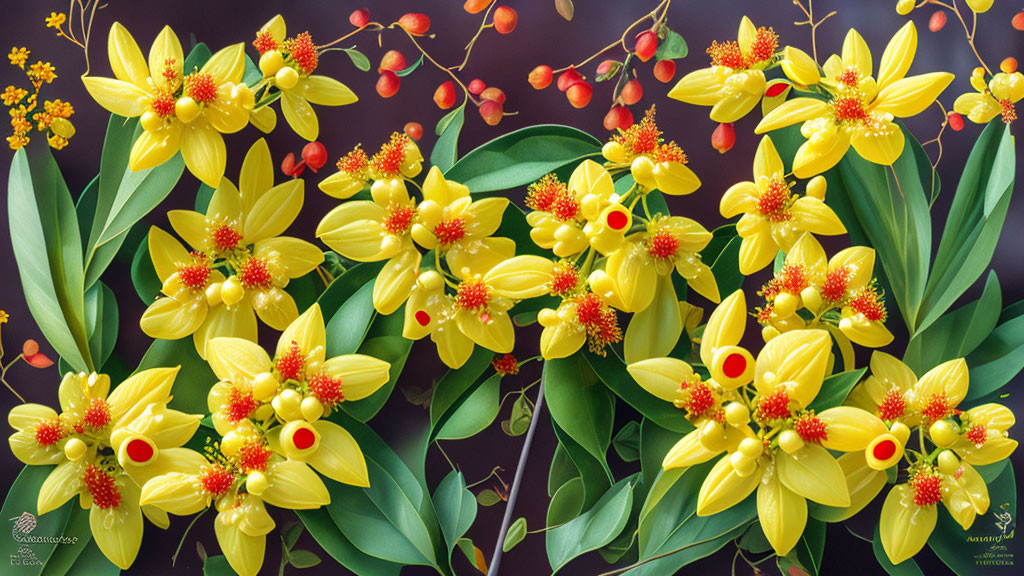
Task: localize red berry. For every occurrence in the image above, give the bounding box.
[281,152,297,176]
[479,99,503,126]
[302,142,328,171]
[24,353,53,368]
[493,6,518,34]
[404,122,424,141]
[557,67,584,92]
[480,86,506,105]
[379,50,407,73]
[653,60,676,83]
[1002,57,1019,74]
[948,112,965,131]
[468,78,487,95]
[566,82,593,108]
[603,106,634,131]
[765,82,789,97]
[712,122,736,154]
[434,81,457,109]
[597,59,618,76]
[529,65,554,89]
[620,79,643,105]
[634,30,659,62]
[929,10,947,32]
[377,70,401,98]
[464,0,494,14]
[1014,11,1024,31]
[398,13,431,35]
[349,8,370,28]
[22,339,39,356]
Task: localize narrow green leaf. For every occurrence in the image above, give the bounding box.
[429,348,495,440]
[84,282,118,371]
[297,508,401,576]
[965,300,1024,401]
[436,373,502,440]
[547,477,585,527]
[433,471,478,556]
[432,101,467,173]
[40,505,92,576]
[288,550,322,568]
[503,517,528,552]
[395,54,424,77]
[806,368,867,412]
[1,466,74,571]
[324,279,376,356]
[130,230,162,303]
[548,443,580,497]
[63,540,119,575]
[343,48,371,71]
[551,419,612,510]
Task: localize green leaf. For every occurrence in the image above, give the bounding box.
[838,128,931,333]
[546,477,635,572]
[185,42,213,70]
[445,125,602,193]
[203,555,234,576]
[343,48,371,71]
[433,471,478,557]
[1,466,74,573]
[547,477,585,527]
[75,175,100,248]
[777,518,825,575]
[544,353,615,464]
[654,28,688,60]
[476,489,502,507]
[965,299,1024,401]
[806,368,867,412]
[455,538,489,573]
[551,419,612,510]
[738,523,772,554]
[917,121,1014,334]
[703,224,744,297]
[288,549,322,568]
[503,517,528,552]
[873,524,924,576]
[508,393,533,436]
[585,348,692,433]
[8,142,92,372]
[430,348,495,440]
[324,279,376,356]
[136,338,217,415]
[284,523,304,549]
[494,201,547,256]
[343,311,413,422]
[297,508,401,576]
[242,53,262,86]
[84,114,184,289]
[437,373,502,440]
[63,540,119,575]
[905,270,1001,375]
[395,54,424,77]
[431,101,467,173]
[40,505,91,576]
[639,418,681,489]
[318,262,384,320]
[130,230,162,303]
[83,281,118,370]
[548,443,580,496]
[613,420,642,462]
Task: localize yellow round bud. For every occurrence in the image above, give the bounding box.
[221,276,245,306]
[272,389,303,421]
[778,429,805,454]
[231,83,256,109]
[698,419,728,451]
[252,372,278,401]
[418,270,444,291]
[602,141,629,164]
[929,419,959,447]
[895,0,915,16]
[301,396,325,422]
[711,346,755,389]
[259,50,285,77]
[281,420,320,459]
[773,292,799,318]
[64,437,87,461]
[889,421,911,445]
[175,96,200,124]
[246,471,269,495]
[253,403,275,421]
[965,0,993,14]
[140,110,164,132]
[275,66,299,90]
[205,282,223,307]
[725,402,751,426]
[49,117,75,138]
[761,325,780,342]
[800,286,822,314]
[730,451,757,477]
[805,175,827,200]
[630,156,657,189]
[738,437,763,459]
[937,450,961,475]
[537,308,559,327]
[219,431,245,457]
[865,433,903,470]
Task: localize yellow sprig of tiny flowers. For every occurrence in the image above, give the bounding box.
[4,44,74,150]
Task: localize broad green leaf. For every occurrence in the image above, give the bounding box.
[432,101,466,174]
[318,262,385,319]
[136,338,217,415]
[8,142,92,372]
[905,270,1001,375]
[433,471,478,557]
[1,466,74,573]
[546,477,635,572]
[873,524,925,576]
[777,518,826,575]
[639,418,680,489]
[395,54,424,77]
[436,373,502,440]
[242,54,262,86]
[917,121,1014,334]
[544,354,615,464]
[493,202,547,256]
[738,522,772,554]
[297,508,401,576]
[445,125,602,193]
[343,310,413,422]
[184,43,213,70]
[703,224,744,296]
[74,175,99,248]
[547,477,586,527]
[965,300,1024,401]
[430,348,496,441]
[654,28,688,60]
[455,538,488,573]
[585,349,692,433]
[40,505,91,576]
[84,281,118,371]
[324,279,376,356]
[551,418,612,510]
[288,550,322,568]
[203,555,233,575]
[613,420,641,463]
[63,540,119,575]
[343,48,371,71]
[806,368,867,412]
[503,517,528,552]
[130,230,162,303]
[548,443,580,497]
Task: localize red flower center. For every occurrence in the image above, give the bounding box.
[83,465,122,509]
[200,465,235,495]
[237,439,272,473]
[550,263,579,296]
[575,293,622,354]
[794,413,828,443]
[151,94,176,117]
[682,381,716,418]
[1000,99,1017,124]
[226,387,259,425]
[371,133,410,177]
[965,423,987,446]
[820,266,851,303]
[552,194,581,221]
[308,372,344,408]
[921,393,952,422]
[707,40,745,68]
[836,68,861,87]
[747,27,778,66]
[211,224,243,251]
[34,420,63,446]
[178,253,211,291]
[615,108,661,155]
[655,142,687,164]
[911,471,943,506]
[878,388,906,421]
[253,30,279,54]
[832,96,868,122]
[848,286,887,322]
[647,231,680,260]
[433,218,467,247]
[337,146,369,174]
[275,341,306,382]
[526,174,566,212]
[288,32,318,74]
[758,178,792,222]
[184,72,218,104]
[83,398,111,429]
[456,280,490,310]
[384,205,416,235]
[239,257,272,289]
[758,389,792,420]
[492,354,519,375]
[126,439,154,463]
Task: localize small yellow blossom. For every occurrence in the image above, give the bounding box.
[0,310,9,323]
[2,86,27,105]
[45,12,66,30]
[8,47,29,68]
[28,61,57,84]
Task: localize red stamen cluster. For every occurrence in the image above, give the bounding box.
[920,393,952,422]
[761,264,807,302]
[287,32,318,74]
[655,142,687,164]
[162,58,180,82]
[832,96,868,122]
[337,146,369,175]
[756,305,774,324]
[276,341,306,382]
[758,178,793,222]
[526,174,567,212]
[253,30,279,54]
[794,413,828,443]
[371,133,410,177]
[707,40,745,68]
[878,387,907,420]
[910,470,943,506]
[34,420,63,446]
[83,465,121,509]
[820,266,851,302]
[836,68,861,87]
[211,224,243,251]
[848,285,887,322]
[82,398,111,429]
[151,93,176,117]
[384,205,416,235]
[575,293,622,355]
[200,465,235,496]
[550,262,580,296]
[1000,100,1017,124]
[238,257,272,289]
[965,423,987,446]
[647,231,680,260]
[757,389,792,420]
[308,372,344,408]
[226,387,259,424]
[747,27,779,65]
[237,439,271,473]
[178,253,211,291]
[552,193,581,221]
[184,72,218,104]
[492,354,520,376]
[614,108,661,156]
[433,218,467,246]
[456,280,490,310]
[681,380,716,418]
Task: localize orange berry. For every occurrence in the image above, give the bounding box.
[398,13,430,35]
[557,67,583,92]
[634,30,659,62]
[653,60,676,83]
[379,50,407,73]
[377,70,400,98]
[712,122,736,154]
[947,112,965,131]
[529,65,553,89]
[493,6,518,34]
[566,82,593,108]
[1001,57,1018,74]
[929,10,947,32]
[603,106,634,131]
[468,78,487,94]
[434,81,457,109]
[480,86,506,105]
[349,8,370,28]
[464,0,494,14]
[479,99,503,125]
[22,339,39,356]
[404,122,424,141]
[620,79,642,105]
[1014,11,1024,31]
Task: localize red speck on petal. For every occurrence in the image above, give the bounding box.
[873,438,897,461]
[722,353,747,379]
[292,427,316,450]
[126,439,154,463]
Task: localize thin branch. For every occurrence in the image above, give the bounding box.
[596,534,734,576]
[552,0,670,74]
[457,1,497,71]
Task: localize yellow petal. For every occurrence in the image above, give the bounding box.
[253,237,324,278]
[243,179,304,244]
[128,122,183,173]
[790,198,846,236]
[193,303,257,360]
[662,431,720,469]
[142,505,169,529]
[877,21,918,90]
[262,460,330,509]
[699,290,747,367]
[710,74,764,123]
[201,43,246,85]
[851,123,906,166]
[964,403,1015,431]
[38,460,82,515]
[107,22,150,89]
[720,181,758,218]
[830,246,876,292]
[737,16,757,54]
[318,170,366,200]
[315,201,389,261]
[166,210,207,252]
[818,406,889,451]
[140,297,207,340]
[373,249,421,314]
[624,274,683,364]
[81,77,151,118]
[181,125,226,188]
[753,135,785,181]
[839,310,895,348]
[276,302,326,361]
[208,178,242,222]
[626,357,693,403]
[606,242,657,312]
[148,226,189,282]
[446,237,515,278]
[841,29,873,79]
[880,484,936,565]
[668,68,726,106]
[108,367,179,424]
[539,322,586,361]
[140,472,210,515]
[781,46,821,86]
[281,91,319,141]
[813,451,887,522]
[309,420,370,487]
[755,330,832,407]
[260,14,287,42]
[456,309,515,353]
[148,26,183,92]
[465,198,510,239]
[322,354,391,401]
[955,436,1018,466]
[869,351,917,393]
[249,105,278,133]
[207,337,272,382]
[696,455,761,516]
[941,463,989,530]
[653,161,701,195]
[738,226,778,276]
[792,127,851,179]
[755,98,828,134]
[90,494,143,569]
[433,321,476,369]
[295,75,358,106]
[205,92,250,135]
[215,511,266,576]
[873,73,955,117]
[757,468,807,556]
[914,358,968,408]
[778,444,850,507]
[483,256,555,299]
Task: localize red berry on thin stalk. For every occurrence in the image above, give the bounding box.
[566,82,593,108]
[493,6,518,34]
[1014,11,1024,31]
[24,353,53,368]
[634,30,659,62]
[434,81,457,109]
[929,10,947,32]
[620,79,643,105]
[468,78,487,94]
[349,8,370,28]
[1002,57,1019,74]
[464,0,494,14]
[529,65,554,89]
[404,122,424,140]
[603,106,634,131]
[22,339,39,356]
[557,67,583,92]
[379,50,407,73]
[480,87,506,105]
[947,112,965,131]
[377,70,401,98]
[653,60,676,83]
[281,152,297,176]
[398,13,431,35]
[302,142,328,171]
[712,122,736,154]
[479,99,503,125]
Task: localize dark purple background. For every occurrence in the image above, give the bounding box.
[2,1,1023,574]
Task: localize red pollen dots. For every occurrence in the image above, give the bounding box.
[965,423,987,446]
[200,465,235,495]
[414,310,431,327]
[606,209,629,230]
[920,393,951,422]
[151,94,176,117]
[615,108,662,155]
[647,231,680,260]
[778,264,809,295]
[83,398,111,429]
[239,257,273,289]
[83,465,122,509]
[820,266,851,302]
[526,174,567,213]
[226,387,259,424]
[832,96,868,122]
[433,218,467,246]
[253,30,279,54]
[492,354,520,375]
[384,205,415,235]
[126,439,154,463]
[747,27,779,65]
[848,286,887,321]
[684,382,716,417]
[456,280,490,310]
[836,68,860,87]
[34,420,63,446]
[292,427,317,450]
[177,254,211,290]
[911,471,943,506]
[288,32,318,74]
[758,178,793,222]
[184,72,218,104]
[873,438,897,461]
[575,293,622,354]
[337,146,369,174]
[794,413,828,444]
[211,225,243,251]
[707,40,745,68]
[308,372,344,407]
[276,341,306,382]
[655,142,688,164]
[877,388,907,421]
[758,389,792,420]
[371,133,410,177]
[237,439,272,473]
[722,353,747,379]
[549,263,579,296]
[552,194,580,222]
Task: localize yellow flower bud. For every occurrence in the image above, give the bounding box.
[259,50,285,77]
[781,46,820,86]
[220,430,245,457]
[710,346,755,388]
[800,286,822,314]
[965,0,993,13]
[774,292,799,318]
[630,156,657,189]
[370,178,407,206]
[730,451,757,477]
[252,372,278,401]
[698,419,728,451]
[726,402,752,426]
[64,437,87,461]
[778,429,805,454]
[937,450,960,475]
[49,117,75,139]
[418,270,445,291]
[253,403,274,421]
[246,471,269,495]
[272,389,303,421]
[280,420,320,459]
[738,437,762,459]
[275,66,299,90]
[602,141,629,164]
[175,96,200,124]
[890,421,911,445]
[140,110,163,132]
[301,396,324,421]
[929,419,959,447]
[205,282,223,307]
[805,175,827,200]
[865,433,903,470]
[221,276,245,306]
[537,308,559,327]
[896,0,915,15]
[761,325,780,342]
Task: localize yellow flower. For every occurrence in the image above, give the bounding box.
[758,23,954,177]
[45,12,66,30]
[8,47,29,69]
[28,61,57,83]
[721,136,846,275]
[668,17,779,122]
[251,15,358,140]
[954,71,1023,125]
[82,23,254,187]
[205,303,390,432]
[601,108,701,196]
[951,403,1017,465]
[0,309,8,323]
[2,85,27,105]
